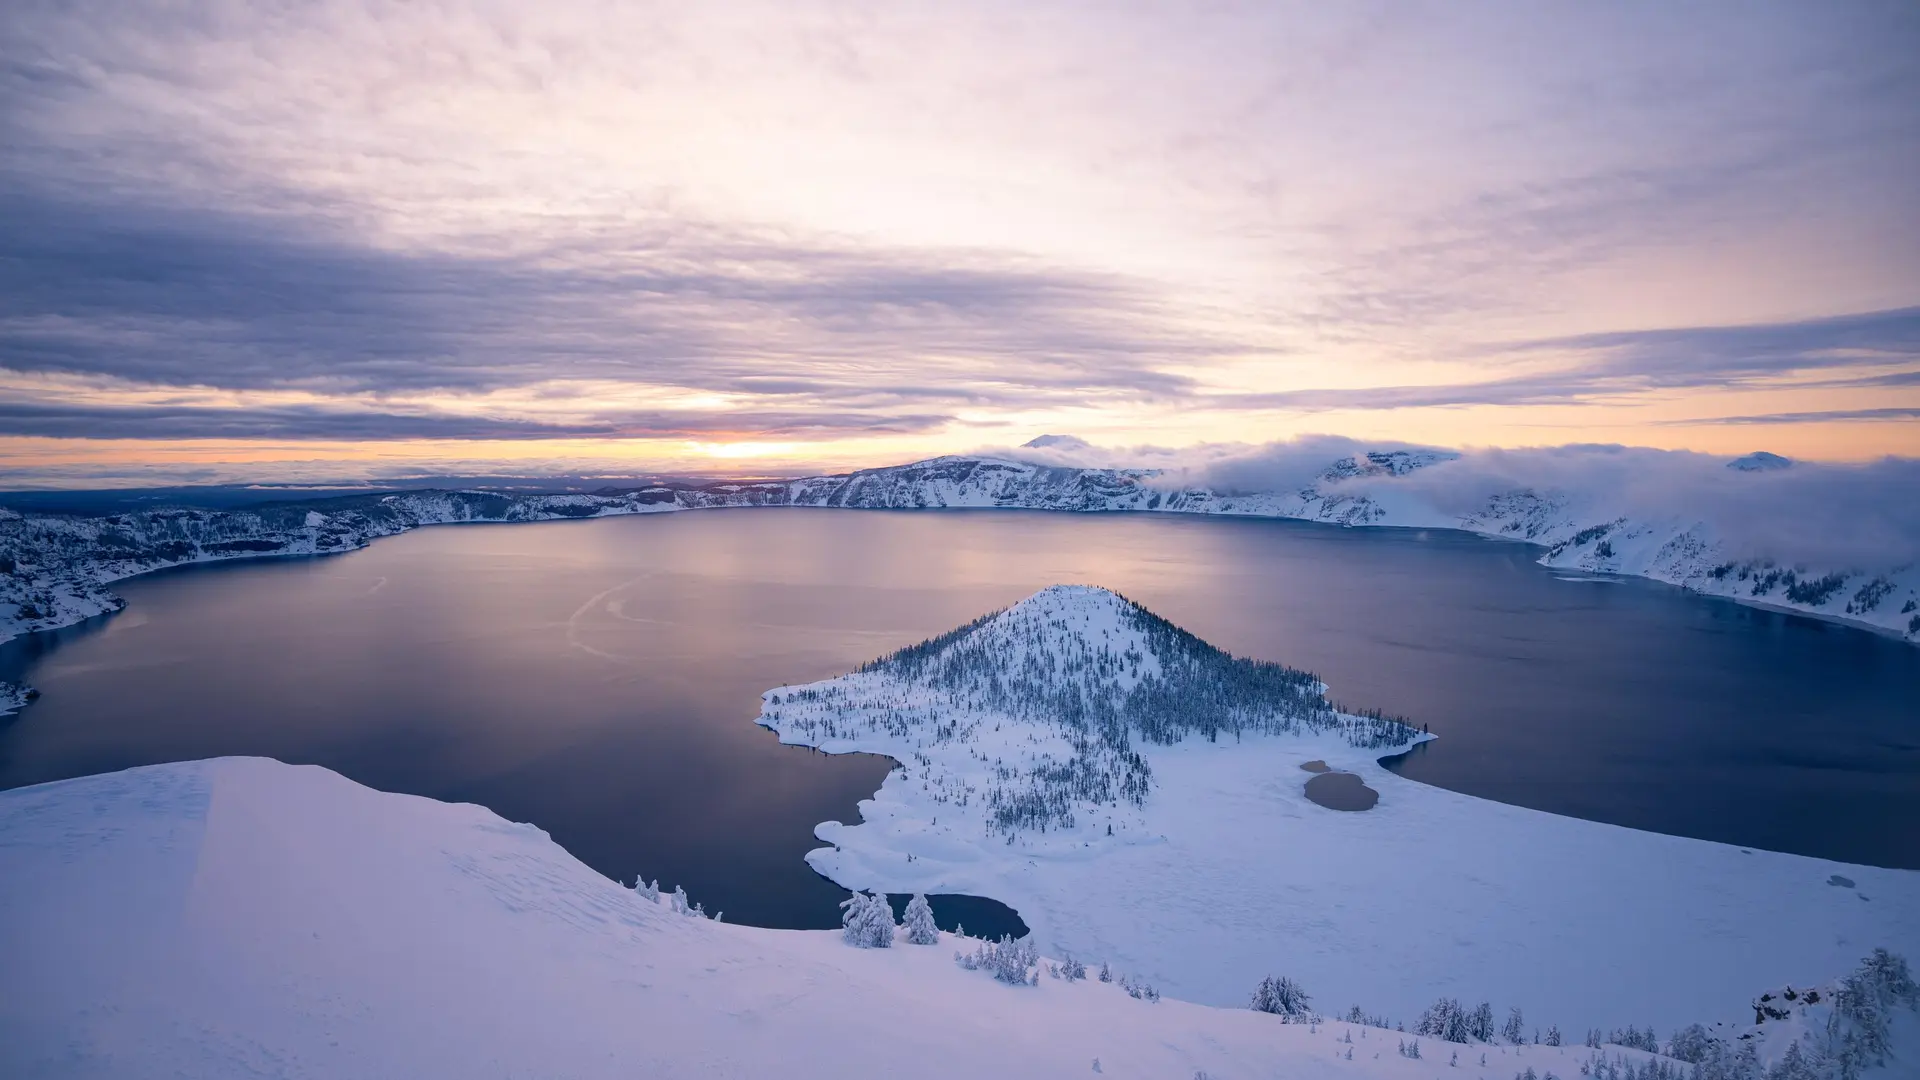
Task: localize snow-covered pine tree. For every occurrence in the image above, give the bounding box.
[840,891,876,946]
[1503,1007,1525,1044]
[1417,998,1473,1044]
[956,934,1039,984]
[1827,948,1918,1077]
[1665,1024,1710,1064]
[1250,975,1312,1019]
[903,893,939,945]
[671,885,689,915]
[1469,1002,1495,1042]
[838,890,896,948]
[1544,1025,1562,1047]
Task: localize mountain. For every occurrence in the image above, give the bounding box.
[3,756,1909,1079]
[4,446,1916,665]
[758,588,1920,1026]
[1728,451,1794,472]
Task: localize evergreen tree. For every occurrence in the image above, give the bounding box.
[1666,1024,1711,1064]
[1251,975,1312,1019]
[1544,1025,1562,1047]
[1469,1002,1495,1042]
[903,893,940,945]
[1503,1007,1526,1045]
[839,890,896,948]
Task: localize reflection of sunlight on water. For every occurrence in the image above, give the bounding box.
[99,611,150,635]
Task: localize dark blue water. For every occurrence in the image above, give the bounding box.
[1,509,1914,935]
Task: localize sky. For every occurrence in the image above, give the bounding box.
[1,1,1917,486]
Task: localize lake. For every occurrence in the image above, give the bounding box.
[2,508,1916,933]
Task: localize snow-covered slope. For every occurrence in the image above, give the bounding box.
[768,450,1920,644]
[4,757,1914,1080]
[1,756,1743,1080]
[757,587,1920,1033]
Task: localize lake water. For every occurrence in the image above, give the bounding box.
[2,508,1916,933]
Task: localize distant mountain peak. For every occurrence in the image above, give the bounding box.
[1727,451,1793,472]
[1021,434,1092,451]
[1318,448,1457,483]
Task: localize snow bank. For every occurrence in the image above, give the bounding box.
[0,756,1711,1080]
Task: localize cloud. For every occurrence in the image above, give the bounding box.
[1,1,1916,470]
[0,178,1230,409]
[1508,306,1920,387]
[991,430,1920,567]
[1208,308,1920,412]
[0,400,952,441]
[1661,407,1920,426]
[1162,437,1920,568]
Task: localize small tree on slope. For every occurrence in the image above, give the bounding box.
[1251,975,1312,1020]
[903,893,939,945]
[839,890,895,948]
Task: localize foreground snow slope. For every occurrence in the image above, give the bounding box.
[0,756,1697,1080]
[760,587,1920,1032]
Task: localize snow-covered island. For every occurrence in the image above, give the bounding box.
[2,755,1915,1079]
[4,442,1917,653]
[757,586,1920,1038]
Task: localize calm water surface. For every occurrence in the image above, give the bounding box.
[2,509,1915,931]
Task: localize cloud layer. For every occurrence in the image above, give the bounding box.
[1,1,1916,476]
[1005,434,1920,569]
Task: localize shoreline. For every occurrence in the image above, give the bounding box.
[760,686,1920,1026]
[3,500,1911,657]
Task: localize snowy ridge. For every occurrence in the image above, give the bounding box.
[765,451,1920,643]
[0,489,687,644]
[2,757,1911,1079]
[4,445,1916,651]
[756,588,1920,1031]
